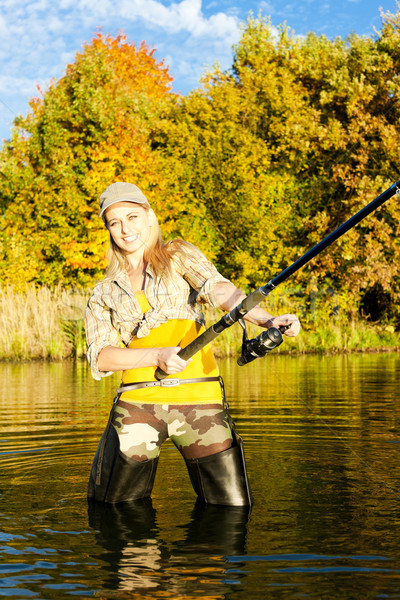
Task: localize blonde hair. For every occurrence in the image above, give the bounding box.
[103,204,193,280]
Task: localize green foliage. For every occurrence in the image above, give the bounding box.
[1,9,400,328]
[0,34,174,287]
[152,8,400,324]
[151,71,302,288]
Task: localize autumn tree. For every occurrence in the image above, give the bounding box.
[1,9,400,326]
[151,66,302,290]
[0,34,174,286]
[233,11,400,321]
[152,8,400,323]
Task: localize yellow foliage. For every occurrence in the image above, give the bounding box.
[1,9,400,326]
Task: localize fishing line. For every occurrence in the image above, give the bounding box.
[0,96,17,117]
[266,359,400,501]
[2,59,399,502]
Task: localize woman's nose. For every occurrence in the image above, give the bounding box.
[121,220,133,233]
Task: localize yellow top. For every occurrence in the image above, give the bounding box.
[120,291,222,404]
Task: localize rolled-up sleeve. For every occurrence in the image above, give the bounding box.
[176,245,230,308]
[84,289,120,380]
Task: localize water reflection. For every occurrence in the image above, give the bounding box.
[88,499,251,598]
[1,353,400,598]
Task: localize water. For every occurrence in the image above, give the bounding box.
[1,353,400,599]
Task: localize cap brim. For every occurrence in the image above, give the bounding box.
[99,197,148,218]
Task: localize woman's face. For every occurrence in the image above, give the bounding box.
[105,201,152,257]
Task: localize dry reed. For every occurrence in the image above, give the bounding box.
[0,286,398,361]
[0,285,88,360]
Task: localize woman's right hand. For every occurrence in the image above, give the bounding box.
[156,346,191,375]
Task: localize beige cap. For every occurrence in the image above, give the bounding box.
[99,182,150,217]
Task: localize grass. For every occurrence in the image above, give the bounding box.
[0,286,398,361]
[0,285,87,361]
[206,308,400,357]
[294,319,400,354]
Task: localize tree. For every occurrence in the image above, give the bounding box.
[232,13,400,321]
[152,9,400,322]
[1,9,400,327]
[0,34,174,287]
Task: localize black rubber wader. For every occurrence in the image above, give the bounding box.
[88,377,253,506]
[184,432,253,506]
[87,398,159,504]
[185,376,253,507]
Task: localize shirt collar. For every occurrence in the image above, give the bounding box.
[112,263,155,290]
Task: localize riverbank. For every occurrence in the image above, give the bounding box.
[209,308,400,357]
[0,286,399,361]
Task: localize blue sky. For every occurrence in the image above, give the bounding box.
[0,0,398,141]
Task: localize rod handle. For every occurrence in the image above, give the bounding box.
[155,366,168,380]
[155,346,188,381]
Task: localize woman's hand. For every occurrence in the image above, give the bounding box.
[214,282,301,338]
[267,314,301,337]
[156,346,192,375]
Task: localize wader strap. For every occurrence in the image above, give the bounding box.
[95,393,120,487]
[116,376,220,394]
[219,375,236,433]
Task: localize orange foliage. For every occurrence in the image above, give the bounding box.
[0,33,174,287]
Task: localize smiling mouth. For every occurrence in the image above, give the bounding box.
[123,235,138,243]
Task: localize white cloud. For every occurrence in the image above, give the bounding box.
[0,75,38,96]
[0,14,7,36]
[0,0,396,141]
[0,0,241,138]
[84,0,241,40]
[259,1,275,14]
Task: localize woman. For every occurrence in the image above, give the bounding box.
[85,182,300,506]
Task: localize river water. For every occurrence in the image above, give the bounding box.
[1,353,400,599]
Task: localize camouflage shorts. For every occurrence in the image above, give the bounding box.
[112,401,233,461]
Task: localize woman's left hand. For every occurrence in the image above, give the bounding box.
[268,314,301,337]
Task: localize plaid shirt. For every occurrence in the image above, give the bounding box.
[84,245,230,380]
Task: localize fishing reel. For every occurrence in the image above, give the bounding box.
[237,319,287,366]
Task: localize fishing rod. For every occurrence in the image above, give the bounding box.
[155,180,400,380]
